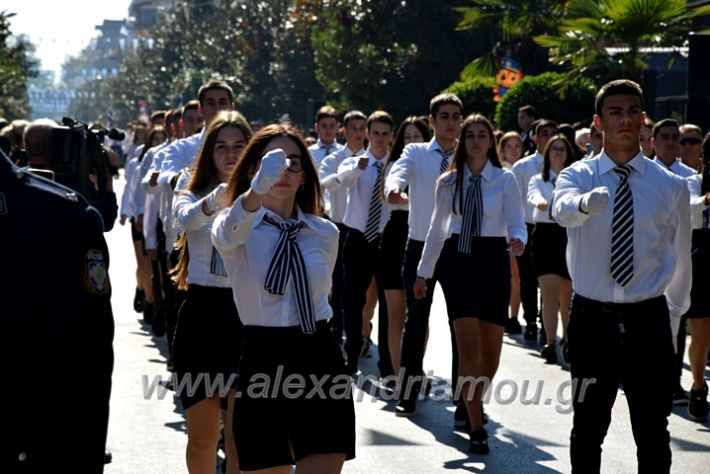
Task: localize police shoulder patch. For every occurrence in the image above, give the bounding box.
[85,250,110,294]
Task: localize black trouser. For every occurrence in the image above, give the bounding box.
[674,313,688,391]
[568,294,673,473]
[399,239,458,404]
[329,222,348,341]
[516,222,539,324]
[154,220,177,349]
[341,228,392,377]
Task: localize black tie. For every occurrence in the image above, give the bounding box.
[458,175,483,253]
[610,165,634,287]
[263,215,316,334]
[439,148,453,174]
[364,161,384,243]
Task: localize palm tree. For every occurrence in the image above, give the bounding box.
[454,0,567,78]
[534,0,710,83]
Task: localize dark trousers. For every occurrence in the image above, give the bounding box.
[399,239,458,404]
[328,222,348,341]
[674,314,688,391]
[516,222,539,324]
[568,294,673,473]
[153,219,178,353]
[341,228,392,377]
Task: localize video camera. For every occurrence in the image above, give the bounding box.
[49,117,125,202]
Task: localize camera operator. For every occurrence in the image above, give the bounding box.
[23,118,118,232]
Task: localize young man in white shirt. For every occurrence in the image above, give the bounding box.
[308,105,343,170]
[552,79,691,474]
[385,93,463,417]
[319,110,368,340]
[512,119,558,341]
[651,118,696,179]
[679,124,703,171]
[337,111,394,377]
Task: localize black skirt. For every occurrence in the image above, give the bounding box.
[437,235,511,326]
[687,228,710,319]
[172,284,243,409]
[380,210,409,290]
[531,222,570,279]
[233,320,355,471]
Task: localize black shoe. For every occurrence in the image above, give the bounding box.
[688,382,708,421]
[541,342,558,364]
[523,323,538,342]
[143,302,155,325]
[468,428,489,454]
[560,338,570,365]
[152,309,166,337]
[673,386,690,405]
[133,288,145,313]
[505,318,522,335]
[395,399,416,417]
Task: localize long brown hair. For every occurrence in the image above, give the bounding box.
[381,116,431,200]
[542,134,575,182]
[171,111,253,290]
[139,126,166,162]
[224,124,323,216]
[449,114,501,214]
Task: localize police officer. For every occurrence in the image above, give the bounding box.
[0,150,114,473]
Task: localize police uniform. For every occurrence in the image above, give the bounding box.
[0,151,114,473]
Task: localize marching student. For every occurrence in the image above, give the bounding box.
[385,93,462,419]
[497,131,525,334]
[319,110,368,340]
[517,105,537,155]
[171,111,251,474]
[679,124,703,171]
[414,114,526,454]
[639,116,655,158]
[512,119,558,342]
[685,132,710,422]
[308,105,343,170]
[380,116,430,376]
[527,135,575,364]
[212,124,355,474]
[336,111,395,378]
[552,80,691,473]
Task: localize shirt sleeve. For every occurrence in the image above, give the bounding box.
[319,152,341,191]
[173,191,213,232]
[143,193,159,250]
[688,174,707,214]
[552,166,592,228]
[505,173,528,244]
[158,143,182,190]
[527,174,547,208]
[417,178,452,279]
[385,146,414,195]
[211,195,262,254]
[119,160,136,218]
[336,157,364,187]
[665,183,692,338]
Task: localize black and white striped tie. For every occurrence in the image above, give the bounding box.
[364,161,384,243]
[458,175,483,253]
[439,148,453,174]
[263,215,316,334]
[610,165,634,287]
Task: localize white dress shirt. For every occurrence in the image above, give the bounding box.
[143,193,160,250]
[688,174,710,230]
[379,161,409,233]
[337,150,387,233]
[552,150,691,329]
[308,139,343,169]
[138,142,169,194]
[319,145,365,222]
[512,151,544,223]
[155,129,205,188]
[384,138,455,241]
[527,171,558,223]
[653,157,697,179]
[417,161,527,279]
[211,198,339,327]
[120,158,139,218]
[173,182,230,288]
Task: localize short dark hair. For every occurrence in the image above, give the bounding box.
[535,119,558,136]
[595,79,644,116]
[651,118,679,138]
[429,93,463,117]
[518,105,537,118]
[315,105,338,123]
[343,110,367,128]
[198,80,234,105]
[680,123,703,136]
[150,110,166,124]
[366,110,395,132]
[182,100,200,114]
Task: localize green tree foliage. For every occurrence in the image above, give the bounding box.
[494,72,596,131]
[455,0,566,78]
[534,0,710,83]
[443,76,498,118]
[0,11,38,120]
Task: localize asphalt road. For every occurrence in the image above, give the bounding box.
[104,175,709,473]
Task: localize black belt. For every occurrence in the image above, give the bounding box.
[573,293,666,314]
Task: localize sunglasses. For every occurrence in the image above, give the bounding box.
[680,137,701,146]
